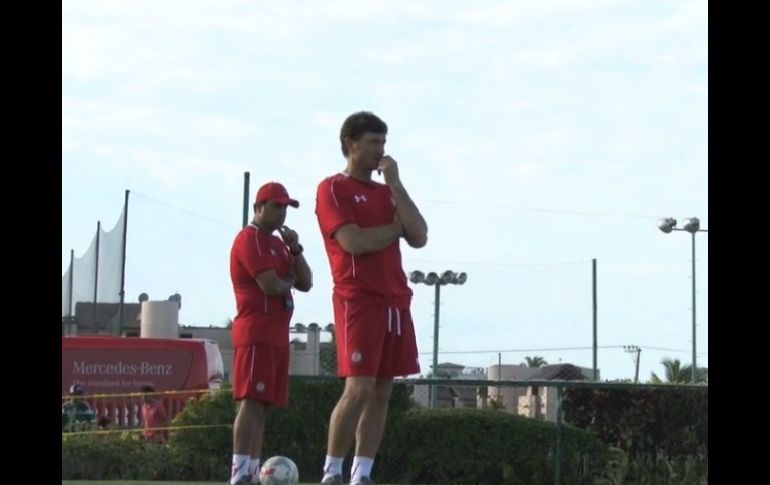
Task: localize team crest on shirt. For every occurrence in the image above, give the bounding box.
[256,382,265,392]
[354,195,367,203]
[270,249,277,256]
[351,352,363,364]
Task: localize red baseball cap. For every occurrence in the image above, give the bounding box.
[255,182,299,208]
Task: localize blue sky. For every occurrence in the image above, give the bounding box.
[62,0,708,381]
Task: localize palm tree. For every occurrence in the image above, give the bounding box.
[650,358,686,383]
[522,356,548,367]
[650,357,707,383]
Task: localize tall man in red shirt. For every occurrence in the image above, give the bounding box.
[315,112,428,485]
[229,182,313,485]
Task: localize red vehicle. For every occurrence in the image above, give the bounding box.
[62,336,224,426]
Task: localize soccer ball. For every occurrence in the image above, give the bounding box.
[259,455,299,485]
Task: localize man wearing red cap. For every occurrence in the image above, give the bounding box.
[315,112,428,485]
[228,181,313,485]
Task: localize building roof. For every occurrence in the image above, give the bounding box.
[72,302,142,332]
[529,364,588,381]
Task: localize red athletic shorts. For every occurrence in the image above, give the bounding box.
[232,344,289,407]
[333,295,420,378]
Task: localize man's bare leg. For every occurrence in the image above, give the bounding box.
[231,399,266,484]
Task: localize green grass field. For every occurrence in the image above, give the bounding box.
[63,482,224,485]
[62,482,404,485]
[62,482,329,485]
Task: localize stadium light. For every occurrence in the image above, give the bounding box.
[409,270,468,408]
[657,217,708,383]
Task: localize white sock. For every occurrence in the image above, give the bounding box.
[230,454,250,484]
[322,455,344,479]
[249,458,260,484]
[351,456,374,484]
